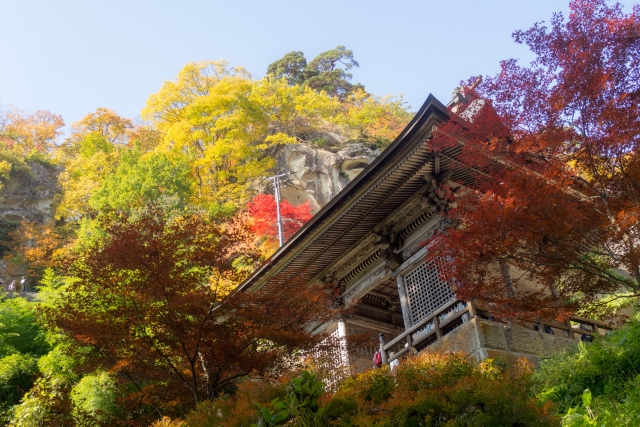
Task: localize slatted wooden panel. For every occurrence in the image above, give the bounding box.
[404,260,453,325]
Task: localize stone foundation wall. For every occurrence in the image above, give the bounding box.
[428,318,577,365]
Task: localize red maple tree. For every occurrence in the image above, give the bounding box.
[427,0,640,319]
[247,194,313,242]
[40,205,339,423]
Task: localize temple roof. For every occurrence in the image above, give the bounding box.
[236,94,475,293]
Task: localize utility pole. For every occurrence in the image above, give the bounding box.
[266,172,291,247]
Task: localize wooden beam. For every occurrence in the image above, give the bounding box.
[434,316,442,340]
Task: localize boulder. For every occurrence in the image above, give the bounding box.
[275,143,380,212]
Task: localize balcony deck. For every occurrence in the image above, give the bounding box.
[380,299,614,365]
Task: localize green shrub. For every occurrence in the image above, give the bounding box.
[535,319,640,425]
[70,371,119,426]
[25,151,55,167]
[0,354,38,424]
[0,297,49,358]
[534,320,640,410]
[0,148,33,179]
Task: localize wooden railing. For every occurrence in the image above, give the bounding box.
[379,300,614,365]
[380,298,472,364]
[533,314,612,340]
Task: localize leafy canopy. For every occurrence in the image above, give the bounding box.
[428,0,640,319]
[39,203,340,421]
[267,46,362,98]
[247,194,312,254]
[0,46,411,426]
[0,107,64,155]
[89,148,194,212]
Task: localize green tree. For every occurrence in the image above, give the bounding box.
[70,371,119,426]
[0,298,48,357]
[9,341,81,427]
[267,46,363,98]
[305,46,362,98]
[0,354,38,424]
[89,148,194,212]
[266,51,308,86]
[56,129,121,219]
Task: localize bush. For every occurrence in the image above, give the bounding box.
[70,371,119,425]
[181,377,290,427]
[0,297,49,358]
[323,352,556,427]
[534,319,640,425]
[25,151,55,168]
[0,354,38,424]
[174,353,556,427]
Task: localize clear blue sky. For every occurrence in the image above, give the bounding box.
[0,0,635,133]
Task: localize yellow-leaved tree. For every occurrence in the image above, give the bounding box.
[67,107,133,145]
[340,89,413,146]
[142,60,341,208]
[55,109,132,219]
[0,107,64,155]
[55,56,412,217]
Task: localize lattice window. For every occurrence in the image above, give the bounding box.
[404,259,453,325]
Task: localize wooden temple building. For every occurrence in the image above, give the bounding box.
[236,94,613,373]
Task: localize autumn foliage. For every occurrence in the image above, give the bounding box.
[162,352,557,426]
[0,107,64,154]
[247,194,313,242]
[39,204,339,422]
[427,0,640,319]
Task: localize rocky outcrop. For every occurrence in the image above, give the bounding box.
[275,143,380,212]
[0,162,61,292]
[0,162,61,224]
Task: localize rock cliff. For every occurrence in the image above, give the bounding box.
[0,162,61,293]
[275,143,380,212]
[0,162,61,224]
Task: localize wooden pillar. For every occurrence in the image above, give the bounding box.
[538,319,546,334]
[466,300,477,318]
[565,321,575,339]
[434,316,442,340]
[338,319,347,338]
[396,275,413,328]
[337,319,349,366]
[379,333,388,365]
